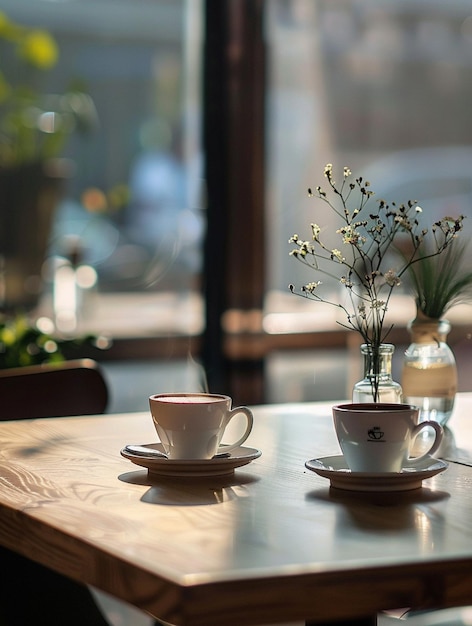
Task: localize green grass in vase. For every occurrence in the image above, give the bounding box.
[407,241,472,319]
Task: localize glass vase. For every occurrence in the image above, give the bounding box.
[401,313,457,426]
[352,343,403,404]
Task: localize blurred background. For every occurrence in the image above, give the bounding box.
[1,0,472,412]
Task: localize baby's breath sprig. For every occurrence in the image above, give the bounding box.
[289,163,464,400]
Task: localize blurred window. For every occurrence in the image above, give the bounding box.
[1,0,204,335]
[266,0,472,322]
[4,0,472,403]
[264,0,472,402]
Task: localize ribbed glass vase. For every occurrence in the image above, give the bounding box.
[352,343,403,404]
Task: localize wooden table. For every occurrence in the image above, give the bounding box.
[1,395,472,626]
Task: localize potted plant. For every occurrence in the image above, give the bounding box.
[0,312,108,369]
[0,11,97,310]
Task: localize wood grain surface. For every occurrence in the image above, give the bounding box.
[1,397,472,625]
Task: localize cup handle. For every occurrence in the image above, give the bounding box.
[407,420,444,466]
[217,406,254,454]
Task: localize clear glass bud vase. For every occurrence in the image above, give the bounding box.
[401,314,457,426]
[352,343,403,403]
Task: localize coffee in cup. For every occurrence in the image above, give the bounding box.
[149,393,254,460]
[332,403,443,473]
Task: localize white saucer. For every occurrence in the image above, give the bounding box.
[305,455,448,492]
[121,443,262,477]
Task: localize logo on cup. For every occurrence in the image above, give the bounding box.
[367,426,384,441]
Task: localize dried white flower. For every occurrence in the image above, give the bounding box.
[289,163,465,367]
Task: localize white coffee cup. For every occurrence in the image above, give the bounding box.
[332,403,443,473]
[148,393,254,460]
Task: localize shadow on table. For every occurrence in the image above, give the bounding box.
[118,470,259,505]
[306,486,450,530]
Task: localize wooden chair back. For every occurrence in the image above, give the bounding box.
[0,358,108,420]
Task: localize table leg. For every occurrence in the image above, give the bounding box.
[306,617,377,626]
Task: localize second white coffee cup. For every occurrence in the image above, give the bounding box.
[149,393,254,460]
[332,403,443,473]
